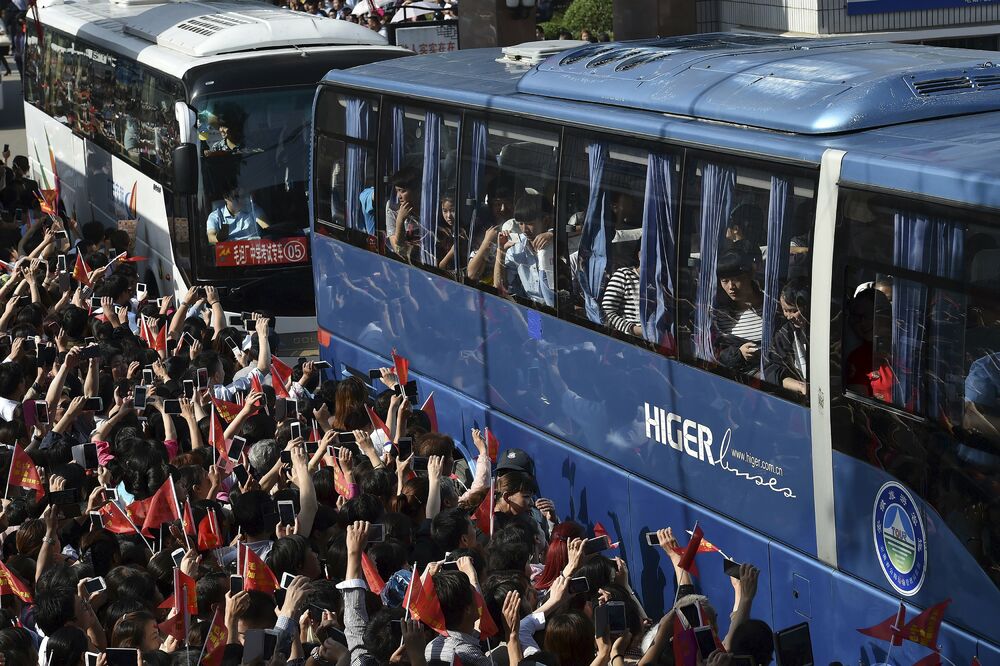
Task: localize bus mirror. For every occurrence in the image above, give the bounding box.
[172,143,198,196]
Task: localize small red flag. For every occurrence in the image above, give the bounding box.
[175,568,198,615]
[972,657,982,666]
[198,509,223,551]
[474,588,498,639]
[209,408,228,460]
[672,615,698,666]
[391,349,409,387]
[158,611,187,642]
[182,501,196,537]
[366,405,392,441]
[903,599,951,649]
[472,482,493,536]
[361,552,386,595]
[243,544,279,595]
[270,356,292,399]
[7,443,45,501]
[152,325,167,353]
[73,252,92,287]
[210,395,243,423]
[99,501,138,534]
[126,497,150,526]
[250,372,264,395]
[420,391,438,432]
[486,428,500,464]
[200,609,228,666]
[140,477,181,538]
[594,522,620,550]
[676,523,703,574]
[859,602,905,646]
[0,557,32,602]
[332,457,351,498]
[405,567,447,636]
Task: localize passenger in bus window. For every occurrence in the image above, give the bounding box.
[844,287,894,402]
[386,167,421,259]
[434,191,468,271]
[495,196,555,307]
[209,109,246,153]
[713,249,764,376]
[206,187,269,244]
[763,277,809,396]
[601,246,642,338]
[466,182,515,283]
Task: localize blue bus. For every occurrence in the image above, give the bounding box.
[309,34,1000,663]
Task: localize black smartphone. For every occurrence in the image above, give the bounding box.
[142,368,154,385]
[182,332,196,347]
[233,464,250,486]
[694,626,717,659]
[583,535,612,555]
[49,488,82,505]
[645,532,660,546]
[389,618,403,645]
[280,572,296,589]
[37,343,56,365]
[305,441,319,456]
[89,296,103,309]
[103,486,118,502]
[403,380,418,400]
[395,436,412,459]
[277,500,296,526]
[314,361,332,369]
[71,443,99,469]
[774,622,813,666]
[228,436,248,461]
[723,558,742,579]
[85,653,99,666]
[412,456,428,472]
[335,431,355,445]
[80,345,102,359]
[20,336,35,354]
[133,386,147,410]
[83,397,103,412]
[368,523,384,543]
[89,511,104,530]
[290,422,302,440]
[35,400,49,425]
[438,560,459,571]
[607,601,627,633]
[84,576,107,595]
[679,603,702,629]
[226,336,241,355]
[163,399,182,415]
[104,648,140,666]
[183,380,194,399]
[4,144,9,153]
[368,369,382,383]
[229,575,244,595]
[54,229,69,241]
[568,576,590,594]
[308,604,327,623]
[280,450,293,466]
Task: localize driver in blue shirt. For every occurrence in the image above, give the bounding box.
[206,187,270,244]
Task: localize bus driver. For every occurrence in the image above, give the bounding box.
[206,187,270,244]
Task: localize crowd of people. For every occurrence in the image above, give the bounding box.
[0,183,781,665]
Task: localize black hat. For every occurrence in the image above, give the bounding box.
[716,249,754,279]
[496,448,535,477]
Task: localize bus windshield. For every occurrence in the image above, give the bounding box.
[194,87,313,272]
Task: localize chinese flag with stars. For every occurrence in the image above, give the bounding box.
[6,443,44,501]
[73,252,92,287]
[270,356,292,399]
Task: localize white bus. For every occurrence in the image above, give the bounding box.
[23,0,408,356]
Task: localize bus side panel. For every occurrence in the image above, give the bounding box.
[770,540,980,664]
[833,450,1000,641]
[479,293,818,556]
[627,474,773,629]
[310,235,487,402]
[24,104,86,219]
[979,638,1000,666]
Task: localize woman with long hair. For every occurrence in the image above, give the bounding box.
[533,521,586,590]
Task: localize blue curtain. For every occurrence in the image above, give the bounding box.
[638,152,677,347]
[891,213,964,415]
[388,106,405,211]
[576,142,611,324]
[344,97,373,233]
[467,120,488,243]
[419,111,441,266]
[760,176,791,372]
[693,163,736,363]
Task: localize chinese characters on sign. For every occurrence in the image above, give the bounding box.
[393,23,459,55]
[214,237,309,267]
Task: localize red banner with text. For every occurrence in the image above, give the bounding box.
[215,237,309,267]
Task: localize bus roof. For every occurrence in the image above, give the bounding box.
[321,38,1000,209]
[37,0,392,77]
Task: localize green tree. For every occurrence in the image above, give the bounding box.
[562,0,613,36]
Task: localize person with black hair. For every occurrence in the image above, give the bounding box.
[713,248,765,376]
[431,507,477,554]
[206,186,269,244]
[496,195,556,308]
[763,276,810,396]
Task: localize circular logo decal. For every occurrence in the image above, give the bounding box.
[285,239,307,262]
[873,481,926,596]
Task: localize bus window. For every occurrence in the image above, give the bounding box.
[381,103,460,272]
[557,136,680,351]
[834,191,1000,588]
[678,156,817,399]
[194,88,312,270]
[459,117,559,296]
[313,90,379,242]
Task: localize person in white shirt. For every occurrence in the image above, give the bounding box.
[495,196,555,308]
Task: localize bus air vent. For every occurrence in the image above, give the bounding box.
[910,76,974,96]
[585,48,642,69]
[973,74,1000,89]
[615,51,673,72]
[560,45,614,66]
[176,13,254,37]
